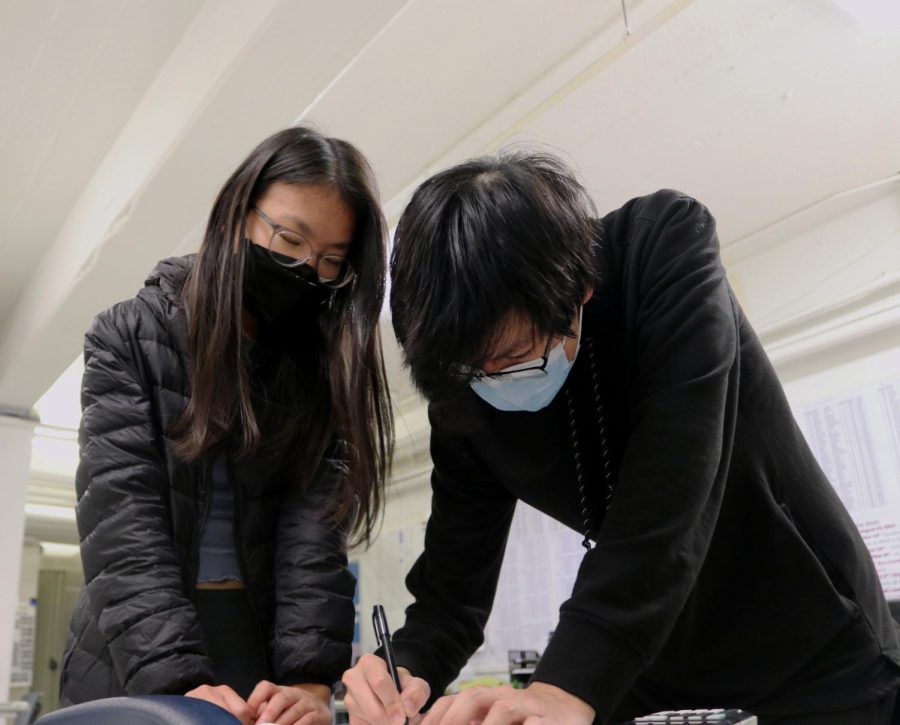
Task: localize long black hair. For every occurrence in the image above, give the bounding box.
[390,149,597,408]
[175,126,392,546]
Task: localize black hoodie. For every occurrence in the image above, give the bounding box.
[388,190,900,721]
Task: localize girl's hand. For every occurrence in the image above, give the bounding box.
[247,681,332,725]
[185,684,254,725]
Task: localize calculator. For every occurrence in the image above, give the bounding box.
[625,709,757,724]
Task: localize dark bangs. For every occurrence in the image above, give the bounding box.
[390,150,597,405]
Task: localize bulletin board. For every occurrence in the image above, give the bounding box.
[782,345,900,599]
[10,601,36,688]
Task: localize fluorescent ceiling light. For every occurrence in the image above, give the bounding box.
[34,425,78,441]
[40,542,81,558]
[33,355,84,431]
[31,356,82,480]
[25,503,76,521]
[30,435,79,478]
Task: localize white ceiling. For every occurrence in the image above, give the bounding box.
[1,0,898,543]
[0,0,205,327]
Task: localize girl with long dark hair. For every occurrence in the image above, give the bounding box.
[60,127,393,725]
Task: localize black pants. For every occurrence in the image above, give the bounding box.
[194,588,271,699]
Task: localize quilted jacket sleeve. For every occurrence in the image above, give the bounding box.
[270,454,356,686]
[75,303,214,694]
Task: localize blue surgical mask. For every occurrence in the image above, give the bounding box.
[470,308,583,412]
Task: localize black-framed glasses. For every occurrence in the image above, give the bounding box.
[455,335,556,381]
[253,206,356,289]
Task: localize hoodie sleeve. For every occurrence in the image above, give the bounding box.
[530,191,740,720]
[388,420,518,702]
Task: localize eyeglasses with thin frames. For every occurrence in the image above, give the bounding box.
[456,335,557,381]
[253,206,356,289]
[453,305,583,381]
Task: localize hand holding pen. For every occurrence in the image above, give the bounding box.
[341,605,431,724]
[372,604,403,695]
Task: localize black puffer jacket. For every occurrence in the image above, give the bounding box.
[60,256,355,705]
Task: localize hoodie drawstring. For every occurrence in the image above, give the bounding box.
[564,337,616,550]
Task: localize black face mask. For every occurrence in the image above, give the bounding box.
[242,241,331,351]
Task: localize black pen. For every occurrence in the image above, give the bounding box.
[372,604,404,703]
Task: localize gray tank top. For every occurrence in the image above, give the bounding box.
[196,457,243,583]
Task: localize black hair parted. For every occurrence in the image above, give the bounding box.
[175,126,393,546]
[390,149,598,406]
